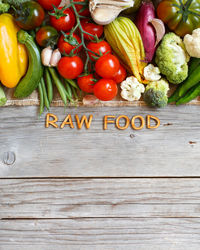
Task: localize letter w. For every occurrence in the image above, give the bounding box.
[75,115,93,129]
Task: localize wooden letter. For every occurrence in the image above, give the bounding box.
[60,114,74,129]
[104,115,116,130]
[75,115,93,129]
[46,113,58,128]
[147,115,160,129]
[131,115,145,130]
[116,115,130,130]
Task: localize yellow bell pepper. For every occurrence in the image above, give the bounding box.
[0,14,28,88]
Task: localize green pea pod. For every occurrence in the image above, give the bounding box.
[168,57,200,103]
[178,65,200,97]
[176,83,200,105]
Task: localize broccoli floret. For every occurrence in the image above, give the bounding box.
[143,79,169,108]
[155,32,190,84]
[0,0,10,13]
[3,0,28,7]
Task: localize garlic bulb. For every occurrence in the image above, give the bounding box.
[50,49,61,67]
[41,47,61,67]
[89,0,134,25]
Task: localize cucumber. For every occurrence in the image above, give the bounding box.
[14,30,43,98]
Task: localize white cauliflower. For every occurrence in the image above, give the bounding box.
[120,76,145,101]
[144,64,161,81]
[184,28,200,58]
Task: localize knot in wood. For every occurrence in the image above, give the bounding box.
[3,151,16,165]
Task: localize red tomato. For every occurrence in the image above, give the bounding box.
[57,56,84,79]
[94,79,118,101]
[81,19,103,40]
[95,54,120,79]
[74,0,90,16]
[50,7,76,32]
[87,40,112,61]
[58,32,82,54]
[77,74,95,93]
[36,26,58,47]
[112,65,127,84]
[37,0,61,10]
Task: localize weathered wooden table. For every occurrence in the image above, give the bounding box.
[1,105,200,250]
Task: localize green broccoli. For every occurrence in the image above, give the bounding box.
[155,32,190,84]
[0,0,29,13]
[4,0,28,6]
[143,79,169,108]
[0,0,10,13]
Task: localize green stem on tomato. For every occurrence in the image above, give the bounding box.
[67,0,99,72]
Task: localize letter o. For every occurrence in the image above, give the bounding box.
[116,115,130,130]
[131,116,145,130]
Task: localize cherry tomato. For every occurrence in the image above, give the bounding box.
[81,19,103,40]
[57,32,82,54]
[95,54,120,79]
[15,1,45,30]
[36,26,58,47]
[77,74,95,93]
[50,7,76,32]
[57,56,84,79]
[37,0,61,10]
[87,40,112,61]
[94,79,118,101]
[112,65,127,84]
[74,0,90,17]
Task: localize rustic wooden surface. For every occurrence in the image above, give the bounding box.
[1,105,200,249]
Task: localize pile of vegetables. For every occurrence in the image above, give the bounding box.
[1,0,200,112]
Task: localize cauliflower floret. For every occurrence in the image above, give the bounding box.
[144,64,161,81]
[155,32,190,84]
[120,76,145,101]
[184,28,200,58]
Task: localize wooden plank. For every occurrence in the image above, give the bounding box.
[1,218,200,250]
[0,106,200,177]
[1,178,200,219]
[1,105,200,177]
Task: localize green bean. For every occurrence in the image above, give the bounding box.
[45,67,53,104]
[41,77,50,110]
[65,79,79,89]
[168,57,200,103]
[48,67,67,106]
[72,86,78,99]
[38,82,44,116]
[65,81,73,99]
[176,83,200,105]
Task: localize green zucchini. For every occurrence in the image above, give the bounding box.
[0,85,7,106]
[14,30,43,98]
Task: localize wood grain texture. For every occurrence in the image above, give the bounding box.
[1,105,200,177]
[1,178,200,219]
[1,218,200,250]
